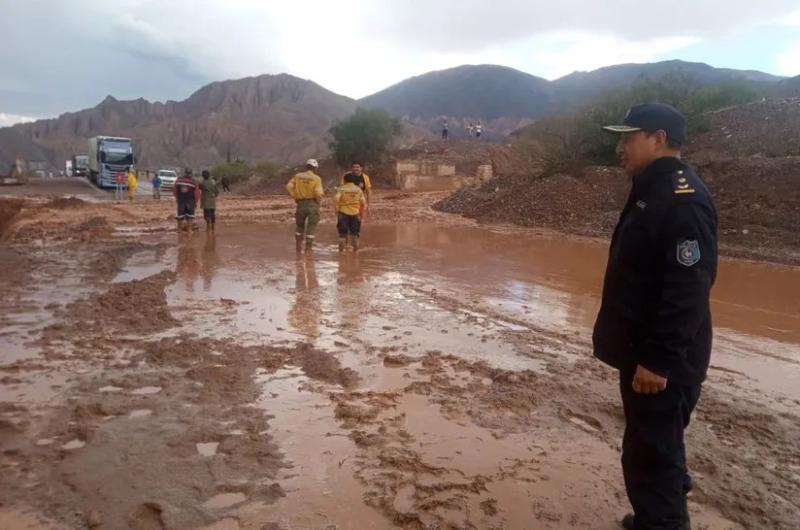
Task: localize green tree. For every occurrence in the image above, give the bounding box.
[329,108,403,167]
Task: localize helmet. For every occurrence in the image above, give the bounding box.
[305,158,319,169]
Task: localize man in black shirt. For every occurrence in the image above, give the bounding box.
[593,103,718,530]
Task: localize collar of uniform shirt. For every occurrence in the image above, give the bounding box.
[632,156,685,195]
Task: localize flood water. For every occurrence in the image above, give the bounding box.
[122,222,800,406]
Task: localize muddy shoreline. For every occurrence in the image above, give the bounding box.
[1,190,799,529]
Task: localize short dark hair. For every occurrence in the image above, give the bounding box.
[202,170,210,178]
[350,161,362,167]
[184,168,192,176]
[644,130,682,150]
[343,173,359,184]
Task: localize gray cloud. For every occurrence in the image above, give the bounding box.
[1,0,798,120]
[364,1,800,50]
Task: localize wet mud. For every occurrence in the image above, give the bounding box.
[1,205,799,529]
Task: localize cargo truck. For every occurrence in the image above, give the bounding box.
[88,136,134,188]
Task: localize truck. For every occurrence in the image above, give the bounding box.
[72,154,90,178]
[87,136,135,188]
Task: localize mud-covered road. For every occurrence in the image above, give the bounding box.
[1,190,799,529]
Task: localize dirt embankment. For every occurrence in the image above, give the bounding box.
[435,98,800,265]
[0,198,25,240]
[434,160,800,265]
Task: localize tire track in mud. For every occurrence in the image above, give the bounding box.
[0,255,366,529]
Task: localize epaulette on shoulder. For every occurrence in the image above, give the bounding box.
[672,169,695,195]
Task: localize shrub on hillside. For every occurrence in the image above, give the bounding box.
[517,74,763,171]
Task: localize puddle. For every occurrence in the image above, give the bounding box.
[61,439,85,450]
[196,442,219,457]
[99,386,123,393]
[252,368,387,528]
[156,223,800,404]
[202,492,247,510]
[130,386,162,395]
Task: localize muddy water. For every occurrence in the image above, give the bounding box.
[111,223,799,528]
[160,223,800,382]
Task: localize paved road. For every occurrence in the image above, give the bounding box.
[0,177,159,200]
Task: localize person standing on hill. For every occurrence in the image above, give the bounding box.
[199,170,219,231]
[334,173,366,253]
[286,159,324,253]
[340,161,372,220]
[220,175,231,193]
[174,168,199,232]
[593,103,718,530]
[475,121,483,139]
[441,120,449,140]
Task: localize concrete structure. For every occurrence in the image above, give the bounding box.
[391,159,495,190]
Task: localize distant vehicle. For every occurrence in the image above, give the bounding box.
[156,169,178,190]
[87,136,134,188]
[72,154,89,178]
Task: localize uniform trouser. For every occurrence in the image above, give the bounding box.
[295,200,320,239]
[620,371,701,530]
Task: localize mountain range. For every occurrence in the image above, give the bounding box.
[1,60,797,172]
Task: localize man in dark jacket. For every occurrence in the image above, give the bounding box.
[593,103,718,530]
[174,168,199,232]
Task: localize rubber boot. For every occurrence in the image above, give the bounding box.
[295,235,303,253]
[305,238,314,252]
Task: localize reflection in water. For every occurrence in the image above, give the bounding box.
[175,233,202,291]
[201,232,219,290]
[288,257,320,338]
[335,255,369,333]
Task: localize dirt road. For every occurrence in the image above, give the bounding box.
[1,190,798,529]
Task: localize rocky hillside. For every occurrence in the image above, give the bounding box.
[1,74,358,171]
[1,60,787,173]
[360,60,784,138]
[434,98,800,265]
[361,64,553,119]
[774,74,800,97]
[687,97,800,159]
[550,59,783,112]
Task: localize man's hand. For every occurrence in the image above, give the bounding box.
[632,365,667,394]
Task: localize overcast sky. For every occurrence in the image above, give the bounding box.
[2,1,800,126]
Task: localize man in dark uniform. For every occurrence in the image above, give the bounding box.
[174,168,199,232]
[593,103,718,530]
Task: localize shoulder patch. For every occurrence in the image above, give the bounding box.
[677,240,701,267]
[672,169,695,195]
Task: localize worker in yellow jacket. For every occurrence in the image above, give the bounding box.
[339,162,371,220]
[286,159,324,253]
[126,168,138,203]
[334,173,367,253]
